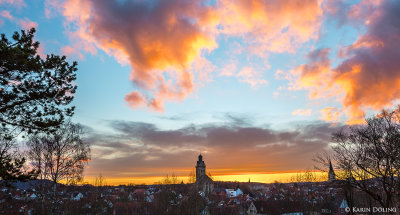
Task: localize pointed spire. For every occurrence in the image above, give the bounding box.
[329,160,334,173]
[328,160,336,181]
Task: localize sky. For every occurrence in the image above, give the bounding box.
[1,0,400,185]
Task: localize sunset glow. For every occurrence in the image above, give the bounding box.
[84,172,328,186]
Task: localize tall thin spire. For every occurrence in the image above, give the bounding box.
[328,160,336,181]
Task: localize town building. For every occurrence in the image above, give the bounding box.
[195,154,214,194]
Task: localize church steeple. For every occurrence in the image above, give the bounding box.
[194,154,214,194]
[196,153,206,181]
[328,160,336,181]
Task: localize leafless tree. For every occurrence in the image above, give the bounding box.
[0,130,38,182]
[26,121,90,214]
[318,106,400,209]
[94,173,106,187]
[291,169,320,183]
[188,169,196,184]
[158,172,179,185]
[289,169,322,213]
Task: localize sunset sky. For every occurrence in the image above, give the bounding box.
[1,0,400,185]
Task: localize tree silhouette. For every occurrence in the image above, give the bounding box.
[27,121,90,214]
[322,106,400,209]
[0,137,37,181]
[0,28,77,182]
[0,28,77,136]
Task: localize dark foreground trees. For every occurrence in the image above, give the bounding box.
[0,28,77,136]
[27,121,90,214]
[27,121,90,185]
[0,28,78,182]
[0,137,37,181]
[319,106,400,210]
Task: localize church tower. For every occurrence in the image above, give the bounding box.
[194,154,214,194]
[328,160,336,181]
[196,153,206,181]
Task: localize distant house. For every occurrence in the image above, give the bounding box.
[29,193,37,199]
[226,189,236,198]
[195,154,214,194]
[246,201,257,215]
[337,199,349,214]
[225,188,243,198]
[71,192,83,201]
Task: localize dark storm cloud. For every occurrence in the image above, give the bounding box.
[83,119,345,177]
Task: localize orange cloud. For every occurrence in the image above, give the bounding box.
[125,91,147,110]
[219,63,237,77]
[217,0,323,54]
[0,10,13,20]
[331,0,400,123]
[18,18,37,29]
[292,109,312,116]
[60,0,218,111]
[61,45,84,59]
[288,48,338,99]
[190,57,217,87]
[320,107,341,122]
[56,0,335,112]
[286,0,400,124]
[0,10,38,30]
[236,66,268,88]
[56,0,326,111]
